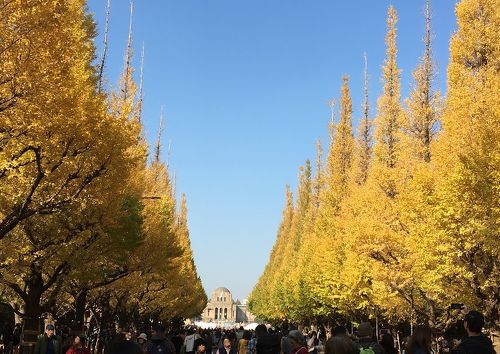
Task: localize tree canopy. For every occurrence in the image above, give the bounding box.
[0,0,206,328]
[248,0,500,331]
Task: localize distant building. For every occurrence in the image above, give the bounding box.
[201,287,256,323]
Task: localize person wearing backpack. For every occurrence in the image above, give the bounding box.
[354,323,385,354]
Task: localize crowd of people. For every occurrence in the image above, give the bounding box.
[0,310,496,354]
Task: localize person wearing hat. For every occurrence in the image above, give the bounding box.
[137,333,148,353]
[354,323,384,354]
[288,331,307,354]
[34,324,62,354]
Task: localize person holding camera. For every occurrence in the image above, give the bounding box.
[454,310,495,354]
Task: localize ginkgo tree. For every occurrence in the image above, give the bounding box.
[249,0,500,331]
[0,0,206,328]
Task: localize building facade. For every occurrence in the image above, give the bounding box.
[201,287,256,323]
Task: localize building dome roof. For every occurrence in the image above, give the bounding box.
[213,287,231,294]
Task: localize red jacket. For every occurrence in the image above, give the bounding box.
[66,346,91,354]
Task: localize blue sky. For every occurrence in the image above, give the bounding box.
[86,0,458,301]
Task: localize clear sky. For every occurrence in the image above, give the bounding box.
[86,0,458,301]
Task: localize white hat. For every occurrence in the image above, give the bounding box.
[138,333,147,340]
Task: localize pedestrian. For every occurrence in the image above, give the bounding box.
[61,327,72,354]
[65,334,90,354]
[278,324,292,354]
[217,338,238,354]
[454,311,496,354]
[238,331,252,354]
[325,336,357,354]
[405,326,432,354]
[306,331,318,354]
[34,324,62,354]
[255,325,280,354]
[107,340,143,354]
[288,331,307,354]
[195,338,208,354]
[248,330,258,354]
[237,328,245,342]
[137,333,148,354]
[332,327,348,338]
[354,323,385,354]
[172,329,186,354]
[147,324,176,354]
[380,333,396,354]
[226,331,237,348]
[185,329,202,354]
[203,330,214,354]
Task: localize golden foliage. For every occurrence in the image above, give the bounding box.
[249,0,500,330]
[0,0,205,323]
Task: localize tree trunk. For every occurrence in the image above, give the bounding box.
[74,290,88,332]
[24,285,43,320]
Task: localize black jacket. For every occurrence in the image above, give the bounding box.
[34,334,62,354]
[454,335,496,354]
[256,334,281,354]
[217,346,238,354]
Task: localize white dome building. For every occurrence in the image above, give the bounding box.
[201,287,255,324]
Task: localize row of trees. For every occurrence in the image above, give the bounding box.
[249,0,499,331]
[0,0,206,329]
